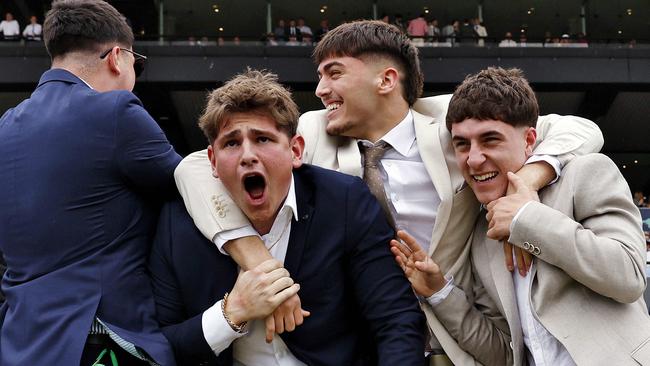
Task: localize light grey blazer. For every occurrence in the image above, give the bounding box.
[435,154,650,366]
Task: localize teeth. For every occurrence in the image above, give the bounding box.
[326,103,341,111]
[473,172,498,182]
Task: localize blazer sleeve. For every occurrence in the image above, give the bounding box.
[149,202,218,364]
[534,113,604,166]
[114,92,181,190]
[429,262,513,366]
[344,178,426,366]
[509,154,647,303]
[173,149,250,241]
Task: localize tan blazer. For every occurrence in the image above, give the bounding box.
[174,94,604,365]
[438,154,650,366]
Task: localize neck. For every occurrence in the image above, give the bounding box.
[364,97,410,142]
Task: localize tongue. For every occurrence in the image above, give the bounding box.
[249,186,264,199]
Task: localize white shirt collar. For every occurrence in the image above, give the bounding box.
[377,110,416,157]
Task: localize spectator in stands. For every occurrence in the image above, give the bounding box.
[473,18,487,47]
[380,13,390,23]
[499,31,517,47]
[519,33,528,47]
[265,32,278,46]
[314,19,329,41]
[544,31,553,44]
[297,17,312,38]
[393,14,406,33]
[560,33,571,44]
[274,19,286,41]
[0,12,20,40]
[427,18,440,42]
[286,19,301,42]
[286,34,300,46]
[22,15,42,41]
[407,14,428,45]
[458,18,477,44]
[442,19,459,44]
[634,191,646,207]
[577,32,588,44]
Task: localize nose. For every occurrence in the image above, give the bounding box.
[467,145,485,168]
[240,141,258,166]
[315,77,330,99]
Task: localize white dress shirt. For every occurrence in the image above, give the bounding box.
[513,261,576,366]
[203,176,306,366]
[360,110,441,254]
[0,20,20,37]
[23,23,42,40]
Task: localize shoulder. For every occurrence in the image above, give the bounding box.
[295,164,363,189]
[562,153,619,178]
[412,94,452,119]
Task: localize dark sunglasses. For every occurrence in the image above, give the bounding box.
[99,47,147,78]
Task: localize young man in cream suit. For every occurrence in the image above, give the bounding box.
[174,21,604,365]
[393,67,650,366]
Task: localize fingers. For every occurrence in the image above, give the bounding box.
[255,258,284,273]
[503,241,514,272]
[413,258,439,274]
[263,266,291,284]
[274,310,285,334]
[267,275,295,295]
[514,246,528,277]
[390,241,409,266]
[265,315,275,343]
[522,250,533,270]
[270,283,301,309]
[395,230,422,254]
[507,171,527,193]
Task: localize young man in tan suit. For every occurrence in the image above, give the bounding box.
[394,67,650,366]
[175,21,604,365]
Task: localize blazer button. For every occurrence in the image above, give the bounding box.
[509,341,514,349]
[523,241,531,250]
[533,246,541,255]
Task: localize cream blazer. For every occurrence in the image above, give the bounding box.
[436,154,650,366]
[174,94,604,365]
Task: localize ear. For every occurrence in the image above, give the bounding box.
[377,67,400,96]
[207,144,219,178]
[105,46,123,76]
[290,135,305,169]
[524,127,537,158]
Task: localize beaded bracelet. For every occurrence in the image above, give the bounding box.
[221,292,247,333]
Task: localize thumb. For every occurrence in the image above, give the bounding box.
[507,172,528,193]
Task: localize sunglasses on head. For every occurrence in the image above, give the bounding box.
[99,47,147,78]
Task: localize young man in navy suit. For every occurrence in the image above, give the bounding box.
[148,69,425,365]
[0,1,180,365]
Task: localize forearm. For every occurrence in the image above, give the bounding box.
[223,235,273,271]
[515,160,555,191]
[534,113,603,164]
[510,201,646,302]
[429,286,512,366]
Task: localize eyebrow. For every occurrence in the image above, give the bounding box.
[219,129,241,140]
[317,61,344,76]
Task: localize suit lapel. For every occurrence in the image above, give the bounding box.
[283,169,315,276]
[336,136,362,177]
[413,111,454,255]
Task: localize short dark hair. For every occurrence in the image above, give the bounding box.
[43,0,133,59]
[312,20,423,106]
[446,67,539,130]
[198,69,300,144]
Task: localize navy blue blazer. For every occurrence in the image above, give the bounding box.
[150,164,426,366]
[0,69,180,365]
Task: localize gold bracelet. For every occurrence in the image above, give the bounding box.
[221,292,247,333]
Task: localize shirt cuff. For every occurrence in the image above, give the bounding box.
[424,275,454,307]
[213,226,261,255]
[510,200,534,235]
[202,300,247,355]
[525,154,562,185]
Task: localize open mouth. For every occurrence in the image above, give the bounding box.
[472,172,498,182]
[243,173,266,200]
[326,102,342,112]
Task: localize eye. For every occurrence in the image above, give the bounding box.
[453,140,469,151]
[257,136,271,143]
[329,69,342,79]
[223,139,239,148]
